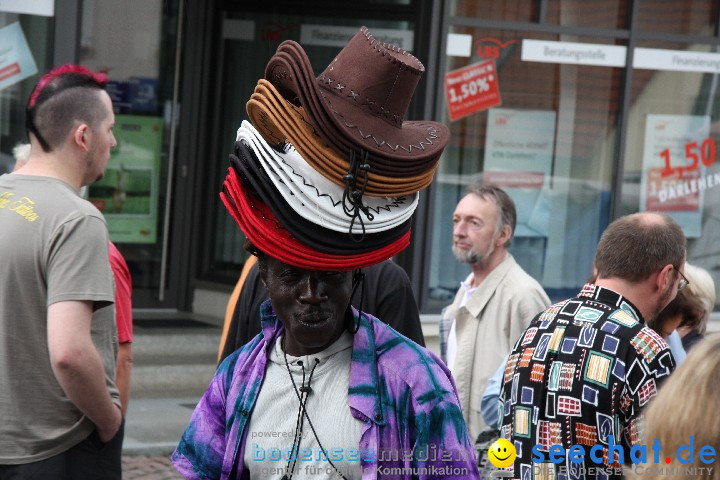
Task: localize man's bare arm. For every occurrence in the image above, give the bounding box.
[115,342,133,416]
[48,300,122,442]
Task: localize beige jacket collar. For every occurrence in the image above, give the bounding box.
[459,253,516,318]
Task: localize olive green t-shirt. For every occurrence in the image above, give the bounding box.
[0,174,118,464]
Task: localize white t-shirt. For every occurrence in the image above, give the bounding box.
[447,278,478,372]
[244,331,364,479]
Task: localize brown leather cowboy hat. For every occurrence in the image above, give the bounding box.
[254,76,440,176]
[265,26,449,169]
[246,80,437,196]
[266,47,442,178]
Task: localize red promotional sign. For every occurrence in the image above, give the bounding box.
[444,60,501,122]
[646,167,700,212]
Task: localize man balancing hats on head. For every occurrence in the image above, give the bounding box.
[172,27,479,480]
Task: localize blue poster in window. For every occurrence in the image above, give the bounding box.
[0,22,38,92]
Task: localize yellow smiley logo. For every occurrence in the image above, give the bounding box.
[488,438,516,468]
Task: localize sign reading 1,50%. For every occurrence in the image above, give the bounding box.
[446,76,492,103]
[444,59,502,121]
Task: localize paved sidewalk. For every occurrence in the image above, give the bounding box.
[119,317,219,479]
[120,395,199,479]
[122,455,182,480]
[122,396,200,455]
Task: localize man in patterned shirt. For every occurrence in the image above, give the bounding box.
[499,212,685,480]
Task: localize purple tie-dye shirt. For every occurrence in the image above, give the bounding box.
[172,301,480,479]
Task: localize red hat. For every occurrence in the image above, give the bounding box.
[220,166,410,271]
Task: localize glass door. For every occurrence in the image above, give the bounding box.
[78,0,183,308]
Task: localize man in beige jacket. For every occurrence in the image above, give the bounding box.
[440,183,550,442]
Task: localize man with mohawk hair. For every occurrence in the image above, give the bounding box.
[0,65,123,479]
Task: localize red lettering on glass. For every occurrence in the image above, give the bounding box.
[660,137,718,178]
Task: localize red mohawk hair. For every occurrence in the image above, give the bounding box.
[25,64,109,152]
[28,64,108,108]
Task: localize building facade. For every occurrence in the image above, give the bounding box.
[1,0,718,326]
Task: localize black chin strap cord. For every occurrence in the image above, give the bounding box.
[286,359,308,477]
[282,347,316,480]
[342,149,373,242]
[348,270,366,334]
[282,345,347,480]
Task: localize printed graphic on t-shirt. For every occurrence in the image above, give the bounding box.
[0,191,39,222]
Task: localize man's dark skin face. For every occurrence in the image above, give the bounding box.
[260,256,353,356]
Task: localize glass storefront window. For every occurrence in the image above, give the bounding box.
[636,0,718,36]
[545,0,628,29]
[427,28,625,309]
[78,0,181,300]
[621,40,720,307]
[450,1,539,23]
[0,12,53,174]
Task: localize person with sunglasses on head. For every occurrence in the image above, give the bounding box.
[649,261,717,364]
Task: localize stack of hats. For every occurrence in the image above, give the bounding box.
[221,26,449,270]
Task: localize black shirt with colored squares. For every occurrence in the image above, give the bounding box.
[499,284,675,480]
